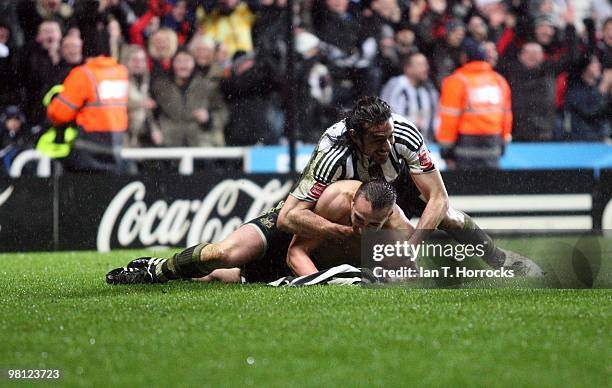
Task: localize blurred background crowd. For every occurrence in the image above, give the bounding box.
[1,0,611,173]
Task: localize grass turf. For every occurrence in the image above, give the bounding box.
[1,237,611,387]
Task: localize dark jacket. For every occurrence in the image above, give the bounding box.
[312,3,359,53]
[503,60,558,141]
[220,54,278,146]
[562,78,611,141]
[16,42,63,128]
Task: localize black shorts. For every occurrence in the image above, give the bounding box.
[394,168,428,219]
[240,201,294,283]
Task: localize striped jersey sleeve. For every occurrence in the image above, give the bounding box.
[291,122,352,202]
[392,113,436,174]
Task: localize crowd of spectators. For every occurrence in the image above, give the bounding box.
[1,0,611,173]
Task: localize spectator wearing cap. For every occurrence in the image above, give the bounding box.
[436,38,512,169]
[532,14,559,52]
[431,18,466,88]
[0,106,28,174]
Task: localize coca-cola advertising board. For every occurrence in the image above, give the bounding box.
[0,173,294,252]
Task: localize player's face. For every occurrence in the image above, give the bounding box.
[350,195,392,235]
[354,119,394,164]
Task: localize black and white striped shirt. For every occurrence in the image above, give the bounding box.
[292,113,436,201]
[380,76,439,141]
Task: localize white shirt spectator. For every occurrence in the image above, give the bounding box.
[381,74,438,141]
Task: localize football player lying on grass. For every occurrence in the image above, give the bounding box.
[107,180,414,284]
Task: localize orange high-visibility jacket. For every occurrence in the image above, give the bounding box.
[436,61,512,144]
[47,56,129,133]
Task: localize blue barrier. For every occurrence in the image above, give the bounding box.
[245,143,612,173]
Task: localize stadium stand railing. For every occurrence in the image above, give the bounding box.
[9,147,248,177]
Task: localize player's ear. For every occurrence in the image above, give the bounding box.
[348,129,358,143]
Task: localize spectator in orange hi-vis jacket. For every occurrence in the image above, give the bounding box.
[436,38,512,170]
[47,38,132,174]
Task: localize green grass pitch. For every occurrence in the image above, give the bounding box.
[1,237,611,387]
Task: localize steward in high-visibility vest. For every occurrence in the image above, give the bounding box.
[436,39,512,169]
[46,55,129,173]
[36,85,78,158]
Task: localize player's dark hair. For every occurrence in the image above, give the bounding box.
[327,96,392,147]
[355,180,397,210]
[345,96,392,139]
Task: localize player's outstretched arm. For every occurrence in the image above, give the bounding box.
[408,170,449,243]
[286,235,321,277]
[278,195,354,241]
